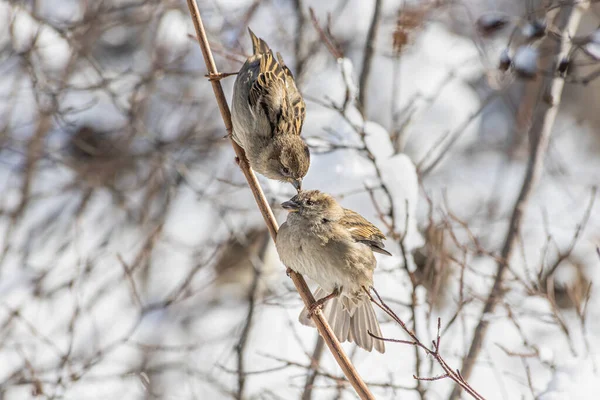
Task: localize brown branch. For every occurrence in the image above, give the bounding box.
[357,0,382,117]
[448,3,591,399]
[185,2,376,399]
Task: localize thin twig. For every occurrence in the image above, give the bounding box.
[184,2,376,399]
[367,289,486,400]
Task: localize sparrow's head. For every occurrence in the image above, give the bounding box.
[267,135,310,191]
[281,190,343,222]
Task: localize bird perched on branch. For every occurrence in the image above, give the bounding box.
[276,190,389,353]
[231,29,310,191]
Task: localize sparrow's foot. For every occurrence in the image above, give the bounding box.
[206,72,238,81]
[308,288,341,316]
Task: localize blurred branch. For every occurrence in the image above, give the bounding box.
[539,187,596,285]
[309,8,343,59]
[293,0,307,81]
[185,2,376,399]
[449,3,591,398]
[301,335,325,400]
[235,234,269,400]
[357,0,382,117]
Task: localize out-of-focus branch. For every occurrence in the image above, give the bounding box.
[185,2,376,399]
[235,233,269,400]
[301,335,325,400]
[293,0,307,82]
[357,0,382,117]
[449,3,590,399]
[539,187,596,285]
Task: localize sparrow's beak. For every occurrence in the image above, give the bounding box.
[281,200,300,212]
[292,178,302,192]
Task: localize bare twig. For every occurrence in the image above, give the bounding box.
[449,3,591,398]
[185,2,376,399]
[368,289,486,400]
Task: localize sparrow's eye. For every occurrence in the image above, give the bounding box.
[306,200,314,206]
[281,167,290,176]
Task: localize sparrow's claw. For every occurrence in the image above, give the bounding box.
[286,267,293,277]
[308,288,341,316]
[308,301,324,316]
[205,72,238,81]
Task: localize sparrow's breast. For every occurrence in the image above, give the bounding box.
[276,222,368,294]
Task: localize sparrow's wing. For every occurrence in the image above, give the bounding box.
[340,209,392,256]
[247,50,289,134]
[248,28,269,55]
[277,52,306,136]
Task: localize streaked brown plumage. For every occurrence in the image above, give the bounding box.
[231,29,309,191]
[276,190,389,353]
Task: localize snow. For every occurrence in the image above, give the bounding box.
[11,7,39,53]
[514,46,538,77]
[586,29,600,59]
[539,359,600,400]
[338,57,359,104]
[35,25,71,72]
[156,9,191,59]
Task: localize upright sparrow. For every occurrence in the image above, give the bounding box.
[231,29,310,191]
[276,190,390,353]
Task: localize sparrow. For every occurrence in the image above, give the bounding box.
[231,28,310,191]
[276,190,390,353]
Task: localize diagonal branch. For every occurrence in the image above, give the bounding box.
[185,2,376,399]
[449,3,591,399]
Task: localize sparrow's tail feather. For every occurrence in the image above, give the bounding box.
[299,287,385,353]
[248,28,270,55]
[349,298,385,353]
